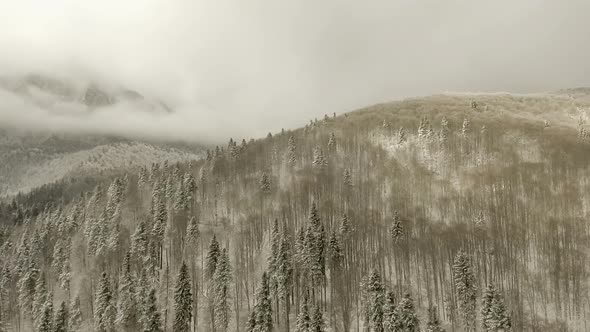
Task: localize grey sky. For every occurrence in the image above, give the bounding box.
[0,0,589,143]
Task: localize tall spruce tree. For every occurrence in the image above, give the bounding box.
[206,235,221,330]
[144,289,163,332]
[213,249,232,332]
[206,236,221,279]
[388,211,403,243]
[453,251,476,332]
[94,272,116,332]
[115,252,137,330]
[173,263,192,332]
[383,291,397,332]
[252,272,272,332]
[310,305,325,332]
[53,301,68,332]
[38,300,54,332]
[68,296,82,331]
[396,293,419,332]
[295,296,311,332]
[287,136,297,166]
[482,284,511,331]
[33,275,49,328]
[367,270,385,332]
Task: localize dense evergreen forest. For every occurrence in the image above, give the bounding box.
[1,94,590,331]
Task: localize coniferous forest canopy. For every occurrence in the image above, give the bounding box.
[2,93,590,332]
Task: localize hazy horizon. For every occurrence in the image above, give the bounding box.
[1,0,589,143]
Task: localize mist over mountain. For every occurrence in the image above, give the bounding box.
[1,0,590,144]
[1,1,590,332]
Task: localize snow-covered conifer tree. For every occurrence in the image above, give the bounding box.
[398,127,407,145]
[115,252,137,330]
[396,293,419,332]
[173,263,192,332]
[53,301,68,332]
[453,251,476,332]
[94,272,116,332]
[295,295,311,332]
[213,249,232,332]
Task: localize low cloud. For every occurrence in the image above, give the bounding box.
[1,0,589,143]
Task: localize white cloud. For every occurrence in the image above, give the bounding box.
[0,0,589,143]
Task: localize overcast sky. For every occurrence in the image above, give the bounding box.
[0,0,589,143]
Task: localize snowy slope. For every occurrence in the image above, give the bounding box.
[0,129,203,196]
[10,142,201,196]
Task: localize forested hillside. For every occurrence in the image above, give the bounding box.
[1,93,590,331]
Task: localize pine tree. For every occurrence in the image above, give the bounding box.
[425,306,444,332]
[152,198,168,245]
[312,146,327,168]
[115,253,137,330]
[367,270,385,332]
[295,296,311,332]
[327,133,337,153]
[185,216,200,250]
[383,291,397,332]
[310,305,325,332]
[33,275,49,327]
[107,215,121,252]
[206,236,221,280]
[398,127,407,145]
[339,213,352,238]
[453,251,476,332]
[95,272,116,332]
[343,168,353,188]
[252,272,272,332]
[246,311,257,332]
[54,301,68,332]
[482,284,511,331]
[306,203,326,287]
[287,136,297,166]
[327,232,343,270]
[213,249,232,332]
[38,300,54,332]
[173,263,192,332]
[131,219,150,261]
[183,173,197,203]
[206,235,221,331]
[174,179,187,211]
[260,172,272,194]
[269,219,281,292]
[481,283,496,331]
[144,289,163,332]
[396,293,419,332]
[276,228,293,301]
[138,166,148,188]
[68,296,82,331]
[388,211,403,243]
[491,295,511,331]
[418,117,430,139]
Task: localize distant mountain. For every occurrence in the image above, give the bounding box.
[0,73,173,113]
